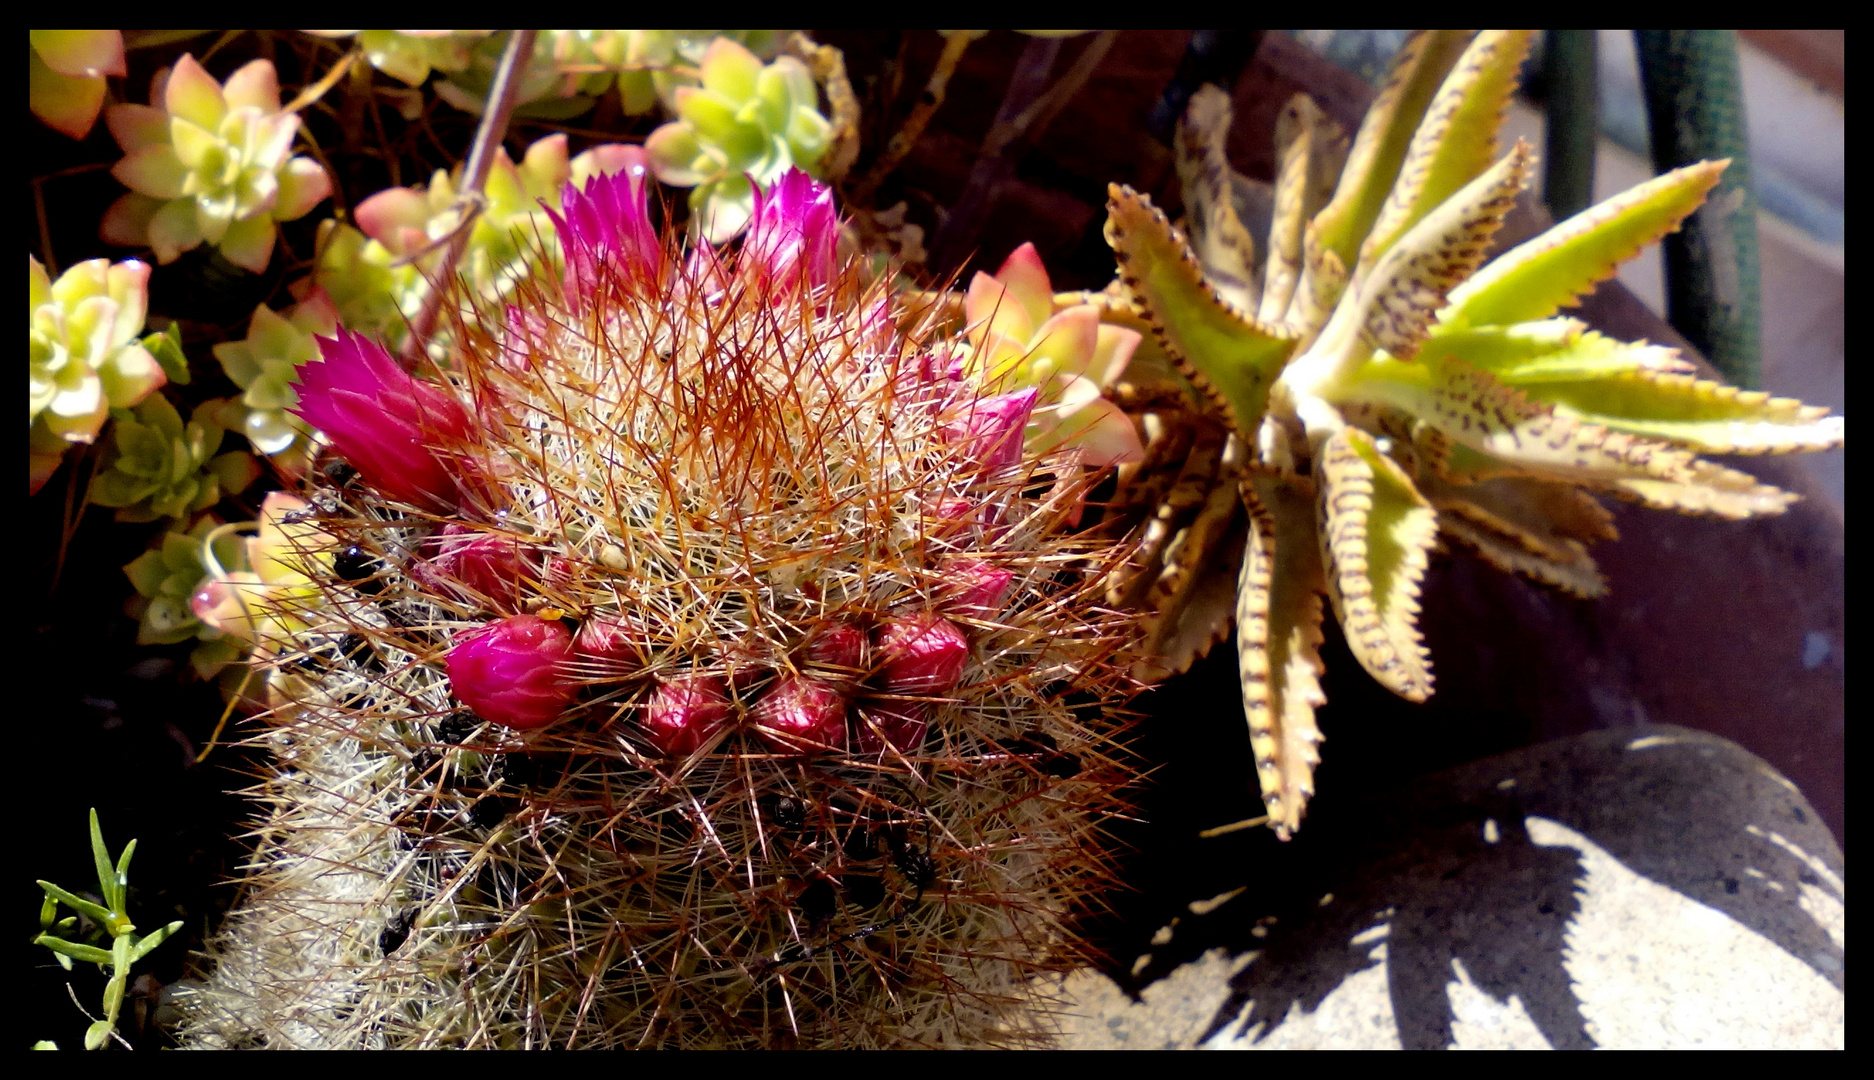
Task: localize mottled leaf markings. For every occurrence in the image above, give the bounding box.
[1175,86,1262,314]
[1443,161,1727,329]
[1316,427,1436,701]
[1105,184,1297,438]
[1239,473,1328,839]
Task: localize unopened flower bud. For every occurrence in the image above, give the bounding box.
[941,559,1015,620]
[874,613,970,695]
[446,614,578,730]
[942,388,1036,473]
[805,622,867,672]
[754,675,847,753]
[642,673,732,756]
[573,615,650,673]
[414,523,538,610]
[854,700,929,755]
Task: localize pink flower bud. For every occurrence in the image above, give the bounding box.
[446,615,578,730]
[743,168,838,291]
[942,388,1037,473]
[754,675,848,753]
[854,700,929,755]
[549,166,659,305]
[642,673,732,756]
[941,559,1015,620]
[573,615,650,673]
[291,329,474,513]
[805,622,868,672]
[874,613,970,695]
[413,524,539,611]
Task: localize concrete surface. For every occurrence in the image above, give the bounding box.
[1045,726,1844,1049]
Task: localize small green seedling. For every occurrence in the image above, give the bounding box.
[32,809,183,1050]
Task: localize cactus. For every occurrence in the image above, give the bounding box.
[1099,30,1845,836]
[179,169,1138,1048]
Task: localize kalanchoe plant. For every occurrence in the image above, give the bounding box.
[88,394,258,523]
[645,38,835,242]
[123,513,250,679]
[29,30,126,140]
[211,292,339,475]
[100,55,332,272]
[1099,30,1846,837]
[29,256,165,493]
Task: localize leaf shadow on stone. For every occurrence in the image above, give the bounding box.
[1102,613,1844,1050]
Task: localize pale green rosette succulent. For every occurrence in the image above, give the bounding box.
[89,395,259,523]
[212,292,339,474]
[30,256,165,494]
[29,30,126,139]
[645,38,831,242]
[304,30,491,87]
[123,514,250,678]
[100,55,333,273]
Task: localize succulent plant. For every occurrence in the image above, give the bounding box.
[1098,30,1846,836]
[191,491,335,667]
[29,256,165,493]
[122,514,249,678]
[100,55,332,272]
[646,38,835,242]
[304,30,491,87]
[313,135,643,351]
[211,292,340,474]
[88,394,258,523]
[29,30,125,139]
[180,169,1137,1048]
[962,243,1146,467]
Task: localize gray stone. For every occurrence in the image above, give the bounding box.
[1044,725,1844,1049]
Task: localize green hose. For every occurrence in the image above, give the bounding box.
[1542,30,1598,220]
[1635,30,1761,389]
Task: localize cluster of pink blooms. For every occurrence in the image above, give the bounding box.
[290,168,1027,754]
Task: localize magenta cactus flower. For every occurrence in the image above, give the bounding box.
[573,615,651,670]
[942,387,1038,474]
[742,168,838,291]
[754,674,848,752]
[874,613,970,695]
[446,614,579,731]
[548,159,660,306]
[642,673,732,756]
[941,559,1016,620]
[290,329,474,513]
